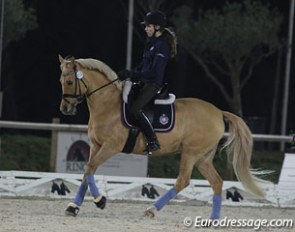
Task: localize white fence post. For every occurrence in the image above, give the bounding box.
[50,118,60,172]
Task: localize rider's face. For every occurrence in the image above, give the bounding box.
[145,24,160,37]
[145,24,155,37]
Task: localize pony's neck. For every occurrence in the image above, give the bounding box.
[84,70,121,114]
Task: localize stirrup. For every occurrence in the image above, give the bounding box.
[144,141,160,154]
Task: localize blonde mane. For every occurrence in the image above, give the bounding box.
[75,58,122,90]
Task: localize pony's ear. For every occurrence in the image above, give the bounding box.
[58,54,64,63]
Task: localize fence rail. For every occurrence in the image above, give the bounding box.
[0,120,87,132]
[0,120,293,142]
[0,170,294,208]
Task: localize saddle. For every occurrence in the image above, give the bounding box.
[121,80,176,153]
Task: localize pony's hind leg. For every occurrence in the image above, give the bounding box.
[145,153,198,217]
[196,148,223,220]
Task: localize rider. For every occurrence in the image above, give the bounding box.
[118,11,177,153]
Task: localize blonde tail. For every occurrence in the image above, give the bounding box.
[222,111,269,197]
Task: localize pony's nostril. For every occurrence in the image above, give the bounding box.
[60,105,67,113]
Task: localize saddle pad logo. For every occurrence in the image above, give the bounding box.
[159,114,169,125]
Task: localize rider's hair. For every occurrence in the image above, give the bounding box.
[144,27,177,59]
[162,27,177,58]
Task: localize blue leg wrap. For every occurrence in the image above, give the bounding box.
[210,194,222,219]
[154,187,178,211]
[86,174,100,197]
[73,182,88,206]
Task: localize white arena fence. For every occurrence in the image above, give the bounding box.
[0,170,294,208]
[0,120,294,207]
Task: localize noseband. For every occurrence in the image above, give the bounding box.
[62,61,118,104]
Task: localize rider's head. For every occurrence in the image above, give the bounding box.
[141,11,167,38]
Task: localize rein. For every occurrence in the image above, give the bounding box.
[86,78,119,97]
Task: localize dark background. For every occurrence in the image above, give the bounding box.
[1,0,294,134]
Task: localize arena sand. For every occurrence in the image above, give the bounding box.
[0,197,294,232]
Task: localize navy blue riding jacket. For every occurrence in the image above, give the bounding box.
[133,35,169,86]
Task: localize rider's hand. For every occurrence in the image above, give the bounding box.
[117,69,132,81]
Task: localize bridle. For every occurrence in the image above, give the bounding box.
[62,66,86,104]
[61,62,118,104]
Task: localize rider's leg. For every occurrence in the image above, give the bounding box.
[130,83,161,153]
[137,110,160,152]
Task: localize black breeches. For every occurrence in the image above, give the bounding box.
[129,83,160,120]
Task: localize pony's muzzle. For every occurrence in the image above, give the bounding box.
[60,102,77,115]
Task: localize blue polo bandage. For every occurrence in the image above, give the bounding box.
[154,187,178,210]
[73,182,88,206]
[210,194,222,219]
[86,174,100,197]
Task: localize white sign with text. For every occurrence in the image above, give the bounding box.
[56,131,148,177]
[279,153,295,186]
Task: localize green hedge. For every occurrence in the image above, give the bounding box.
[0,134,284,183]
[147,150,284,183]
[0,134,51,171]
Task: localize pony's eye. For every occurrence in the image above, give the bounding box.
[66,80,73,85]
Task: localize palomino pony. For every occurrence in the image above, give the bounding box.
[58,55,267,218]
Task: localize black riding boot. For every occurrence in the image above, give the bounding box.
[136,111,160,153]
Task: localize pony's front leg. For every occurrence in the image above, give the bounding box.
[84,167,107,210]
[65,142,106,217]
[83,143,115,210]
[65,169,106,217]
[65,176,88,216]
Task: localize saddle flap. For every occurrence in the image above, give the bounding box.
[122,103,175,132]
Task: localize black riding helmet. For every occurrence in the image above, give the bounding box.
[141,11,167,27]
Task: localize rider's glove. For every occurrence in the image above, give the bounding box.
[117,69,132,81]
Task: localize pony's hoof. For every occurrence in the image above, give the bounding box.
[65,203,79,217]
[94,195,107,209]
[144,206,156,218]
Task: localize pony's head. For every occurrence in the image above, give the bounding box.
[58,55,87,115]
